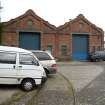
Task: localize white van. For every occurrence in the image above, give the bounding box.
[0,46,46,91]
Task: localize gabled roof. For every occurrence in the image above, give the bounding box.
[2,11,104,34]
[57,14,103,33]
[3,9,56,30]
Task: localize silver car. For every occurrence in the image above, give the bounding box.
[90,51,105,62]
[31,50,57,76]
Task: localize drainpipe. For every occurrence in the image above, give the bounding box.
[0,1,3,44]
[101,31,104,50]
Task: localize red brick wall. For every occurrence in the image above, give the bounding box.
[2,12,104,60]
[42,33,56,56]
[89,34,103,53]
[2,32,18,47]
[56,35,72,60]
[70,20,90,33]
[56,17,104,60]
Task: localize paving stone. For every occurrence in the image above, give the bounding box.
[31,74,74,105]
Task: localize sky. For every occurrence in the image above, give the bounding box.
[0,0,105,31]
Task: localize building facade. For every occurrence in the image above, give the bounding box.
[1,9,104,60]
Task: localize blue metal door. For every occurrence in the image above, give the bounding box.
[19,32,40,50]
[72,34,88,60]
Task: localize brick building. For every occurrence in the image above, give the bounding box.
[1,9,104,60]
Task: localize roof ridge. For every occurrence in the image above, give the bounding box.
[2,9,56,30]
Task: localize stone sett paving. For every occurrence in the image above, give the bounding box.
[58,62,105,105]
[31,73,74,105]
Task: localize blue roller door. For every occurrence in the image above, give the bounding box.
[72,34,88,60]
[19,32,40,50]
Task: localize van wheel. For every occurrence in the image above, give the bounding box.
[21,79,35,91]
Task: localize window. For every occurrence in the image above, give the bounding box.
[19,54,37,65]
[47,45,53,53]
[27,19,33,26]
[0,52,16,64]
[79,23,84,31]
[33,52,52,60]
[61,45,67,56]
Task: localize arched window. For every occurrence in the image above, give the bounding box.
[27,19,33,26]
[79,23,84,31]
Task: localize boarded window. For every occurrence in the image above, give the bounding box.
[61,45,67,56]
[47,45,53,53]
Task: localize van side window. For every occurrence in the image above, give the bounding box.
[19,54,36,65]
[0,52,16,64]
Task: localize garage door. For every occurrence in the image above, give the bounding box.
[19,32,40,50]
[72,34,88,60]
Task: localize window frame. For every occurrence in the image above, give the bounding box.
[47,45,53,53]
[19,53,37,65]
[61,45,67,56]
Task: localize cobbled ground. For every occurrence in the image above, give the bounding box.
[31,73,74,105]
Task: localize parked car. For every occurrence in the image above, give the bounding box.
[0,46,46,91]
[31,50,57,76]
[90,50,105,62]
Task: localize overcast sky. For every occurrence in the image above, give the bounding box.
[0,0,105,31]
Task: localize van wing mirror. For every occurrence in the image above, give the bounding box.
[33,60,39,66]
[36,60,39,66]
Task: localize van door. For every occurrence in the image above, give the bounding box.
[0,52,17,84]
[17,53,42,81]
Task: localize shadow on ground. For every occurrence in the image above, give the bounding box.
[0,84,20,90]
